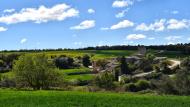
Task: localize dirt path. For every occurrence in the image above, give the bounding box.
[133,59,180,78]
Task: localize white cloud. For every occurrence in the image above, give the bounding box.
[3,9,15,13]
[70,20,95,30]
[112,0,133,8]
[0,3,79,24]
[126,34,146,40]
[135,19,165,31]
[20,38,27,44]
[167,19,190,30]
[115,8,129,18]
[165,36,181,41]
[171,10,179,14]
[110,20,134,30]
[0,27,7,32]
[88,9,95,14]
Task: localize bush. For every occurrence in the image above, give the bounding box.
[124,83,138,92]
[54,56,74,69]
[144,72,162,80]
[0,59,4,67]
[0,77,16,88]
[175,68,190,95]
[151,76,177,95]
[136,80,150,91]
[82,55,91,67]
[93,71,115,90]
[119,75,131,85]
[120,56,130,75]
[160,60,173,74]
[13,54,63,90]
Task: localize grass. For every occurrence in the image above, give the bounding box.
[65,74,95,81]
[0,90,190,107]
[58,68,95,81]
[1,71,14,78]
[148,50,189,59]
[59,68,91,74]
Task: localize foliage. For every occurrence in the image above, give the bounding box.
[175,68,190,95]
[82,54,91,67]
[13,54,62,90]
[135,80,150,91]
[145,53,155,62]
[120,56,130,75]
[54,56,74,69]
[151,75,178,95]
[159,60,172,74]
[119,74,131,84]
[0,59,4,67]
[95,59,108,70]
[93,71,115,90]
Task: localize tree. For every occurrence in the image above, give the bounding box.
[120,56,130,75]
[93,71,115,90]
[145,53,155,62]
[54,56,74,69]
[13,54,62,90]
[82,55,91,67]
[0,60,4,67]
[160,60,172,74]
[175,57,190,95]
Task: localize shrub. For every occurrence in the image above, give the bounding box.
[144,72,162,80]
[136,80,150,91]
[54,56,74,69]
[159,61,172,74]
[120,56,130,75]
[151,75,178,95]
[93,71,115,90]
[82,55,91,67]
[124,83,138,92]
[175,68,190,95]
[119,75,131,85]
[0,59,4,67]
[0,76,16,88]
[13,54,63,90]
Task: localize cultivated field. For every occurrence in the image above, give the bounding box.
[1,90,190,107]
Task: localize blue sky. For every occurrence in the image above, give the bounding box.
[0,0,190,50]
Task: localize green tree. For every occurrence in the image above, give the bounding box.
[13,54,62,90]
[82,55,91,67]
[0,59,4,67]
[120,56,130,75]
[93,71,115,90]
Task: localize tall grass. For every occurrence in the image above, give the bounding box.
[0,90,190,107]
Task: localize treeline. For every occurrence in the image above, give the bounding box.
[1,43,190,54]
[81,43,190,54]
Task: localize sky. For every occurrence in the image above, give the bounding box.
[0,0,190,50]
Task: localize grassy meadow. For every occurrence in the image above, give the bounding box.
[1,90,190,107]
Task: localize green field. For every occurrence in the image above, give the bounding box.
[0,90,190,107]
[1,68,95,82]
[0,50,136,60]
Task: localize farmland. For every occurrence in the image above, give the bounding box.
[1,90,190,107]
[1,49,190,107]
[0,50,136,60]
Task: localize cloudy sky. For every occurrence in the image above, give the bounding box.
[0,0,190,50]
